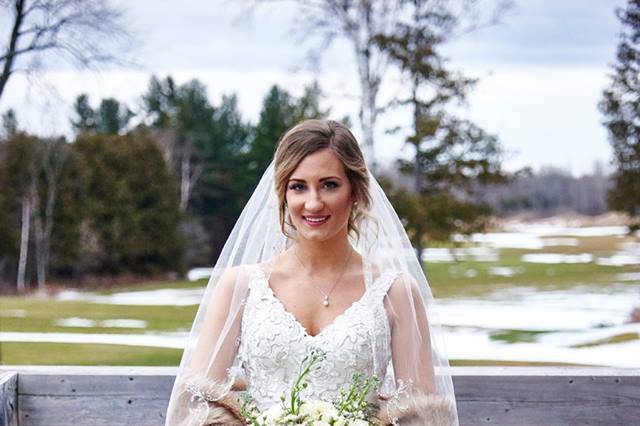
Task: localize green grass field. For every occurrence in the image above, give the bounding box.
[1,233,638,366]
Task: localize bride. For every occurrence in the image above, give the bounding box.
[164,119,458,425]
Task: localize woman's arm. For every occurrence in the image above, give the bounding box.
[385,273,436,394]
[189,266,245,380]
[376,275,457,425]
[167,266,250,426]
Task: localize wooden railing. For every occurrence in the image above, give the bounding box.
[1,366,639,425]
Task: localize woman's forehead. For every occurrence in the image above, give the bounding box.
[289,149,347,180]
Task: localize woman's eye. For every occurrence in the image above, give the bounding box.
[323,181,338,189]
[288,183,305,191]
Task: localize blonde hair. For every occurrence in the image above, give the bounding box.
[273,119,371,239]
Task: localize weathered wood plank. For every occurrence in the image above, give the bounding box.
[454,374,640,402]
[452,372,640,425]
[4,367,175,426]
[0,366,177,375]
[18,395,168,426]
[457,401,639,426]
[4,367,640,426]
[0,372,18,426]
[18,373,175,397]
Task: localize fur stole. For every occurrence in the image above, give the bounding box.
[374,393,458,426]
[180,375,246,426]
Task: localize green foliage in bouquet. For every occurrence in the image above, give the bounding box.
[240,349,380,425]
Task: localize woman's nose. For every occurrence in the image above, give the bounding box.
[304,190,324,211]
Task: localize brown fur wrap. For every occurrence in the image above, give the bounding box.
[179,375,246,426]
[203,394,245,426]
[374,393,458,426]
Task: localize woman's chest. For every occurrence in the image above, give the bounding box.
[265,277,369,338]
[238,277,392,373]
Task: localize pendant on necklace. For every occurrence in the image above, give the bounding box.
[323,295,330,307]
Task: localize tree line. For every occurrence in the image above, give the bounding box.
[0,78,330,291]
[0,72,509,292]
[472,166,611,217]
[3,0,637,294]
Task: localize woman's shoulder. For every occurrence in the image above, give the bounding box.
[217,258,277,274]
[213,262,271,287]
[368,264,420,298]
[368,262,403,284]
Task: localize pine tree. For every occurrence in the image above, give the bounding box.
[375,1,506,260]
[249,82,329,180]
[71,94,97,134]
[599,0,640,231]
[71,95,133,135]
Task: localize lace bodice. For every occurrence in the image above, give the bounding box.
[237,265,399,411]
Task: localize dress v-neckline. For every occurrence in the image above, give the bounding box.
[253,265,379,339]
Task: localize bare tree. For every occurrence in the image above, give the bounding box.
[16,181,32,292]
[260,0,402,165]
[142,77,210,214]
[16,145,37,293]
[33,138,67,289]
[252,0,510,167]
[0,0,130,102]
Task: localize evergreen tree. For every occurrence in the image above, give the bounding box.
[96,98,134,135]
[195,94,252,258]
[248,82,329,184]
[599,0,640,231]
[0,133,40,290]
[143,76,178,129]
[71,95,133,135]
[71,94,97,134]
[72,133,184,275]
[375,1,506,260]
[47,143,86,280]
[142,76,214,212]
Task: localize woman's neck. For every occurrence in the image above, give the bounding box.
[291,233,354,274]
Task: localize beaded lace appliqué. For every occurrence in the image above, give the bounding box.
[237,265,398,412]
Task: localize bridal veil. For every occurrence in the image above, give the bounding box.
[165,122,458,425]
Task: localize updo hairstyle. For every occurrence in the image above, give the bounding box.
[273,119,371,239]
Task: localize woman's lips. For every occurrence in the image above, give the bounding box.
[303,215,330,227]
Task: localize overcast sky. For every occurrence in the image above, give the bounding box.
[0,0,627,175]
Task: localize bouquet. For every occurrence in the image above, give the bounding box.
[240,349,380,426]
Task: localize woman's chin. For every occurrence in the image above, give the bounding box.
[297,227,349,244]
[292,218,349,243]
[298,230,330,242]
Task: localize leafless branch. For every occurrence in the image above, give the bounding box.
[0,0,133,101]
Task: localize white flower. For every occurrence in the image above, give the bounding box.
[282,413,304,423]
[299,400,339,421]
[348,420,369,426]
[260,404,283,424]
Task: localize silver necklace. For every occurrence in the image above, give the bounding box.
[293,246,353,307]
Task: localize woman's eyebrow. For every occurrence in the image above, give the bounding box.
[288,176,341,182]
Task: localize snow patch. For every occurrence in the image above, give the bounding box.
[521,253,593,264]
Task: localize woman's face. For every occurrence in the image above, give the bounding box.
[286,148,354,243]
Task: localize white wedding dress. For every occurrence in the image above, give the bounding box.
[237,263,400,411]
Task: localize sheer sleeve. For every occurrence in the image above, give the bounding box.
[188,266,247,380]
[381,273,458,425]
[385,273,436,394]
[164,266,250,426]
